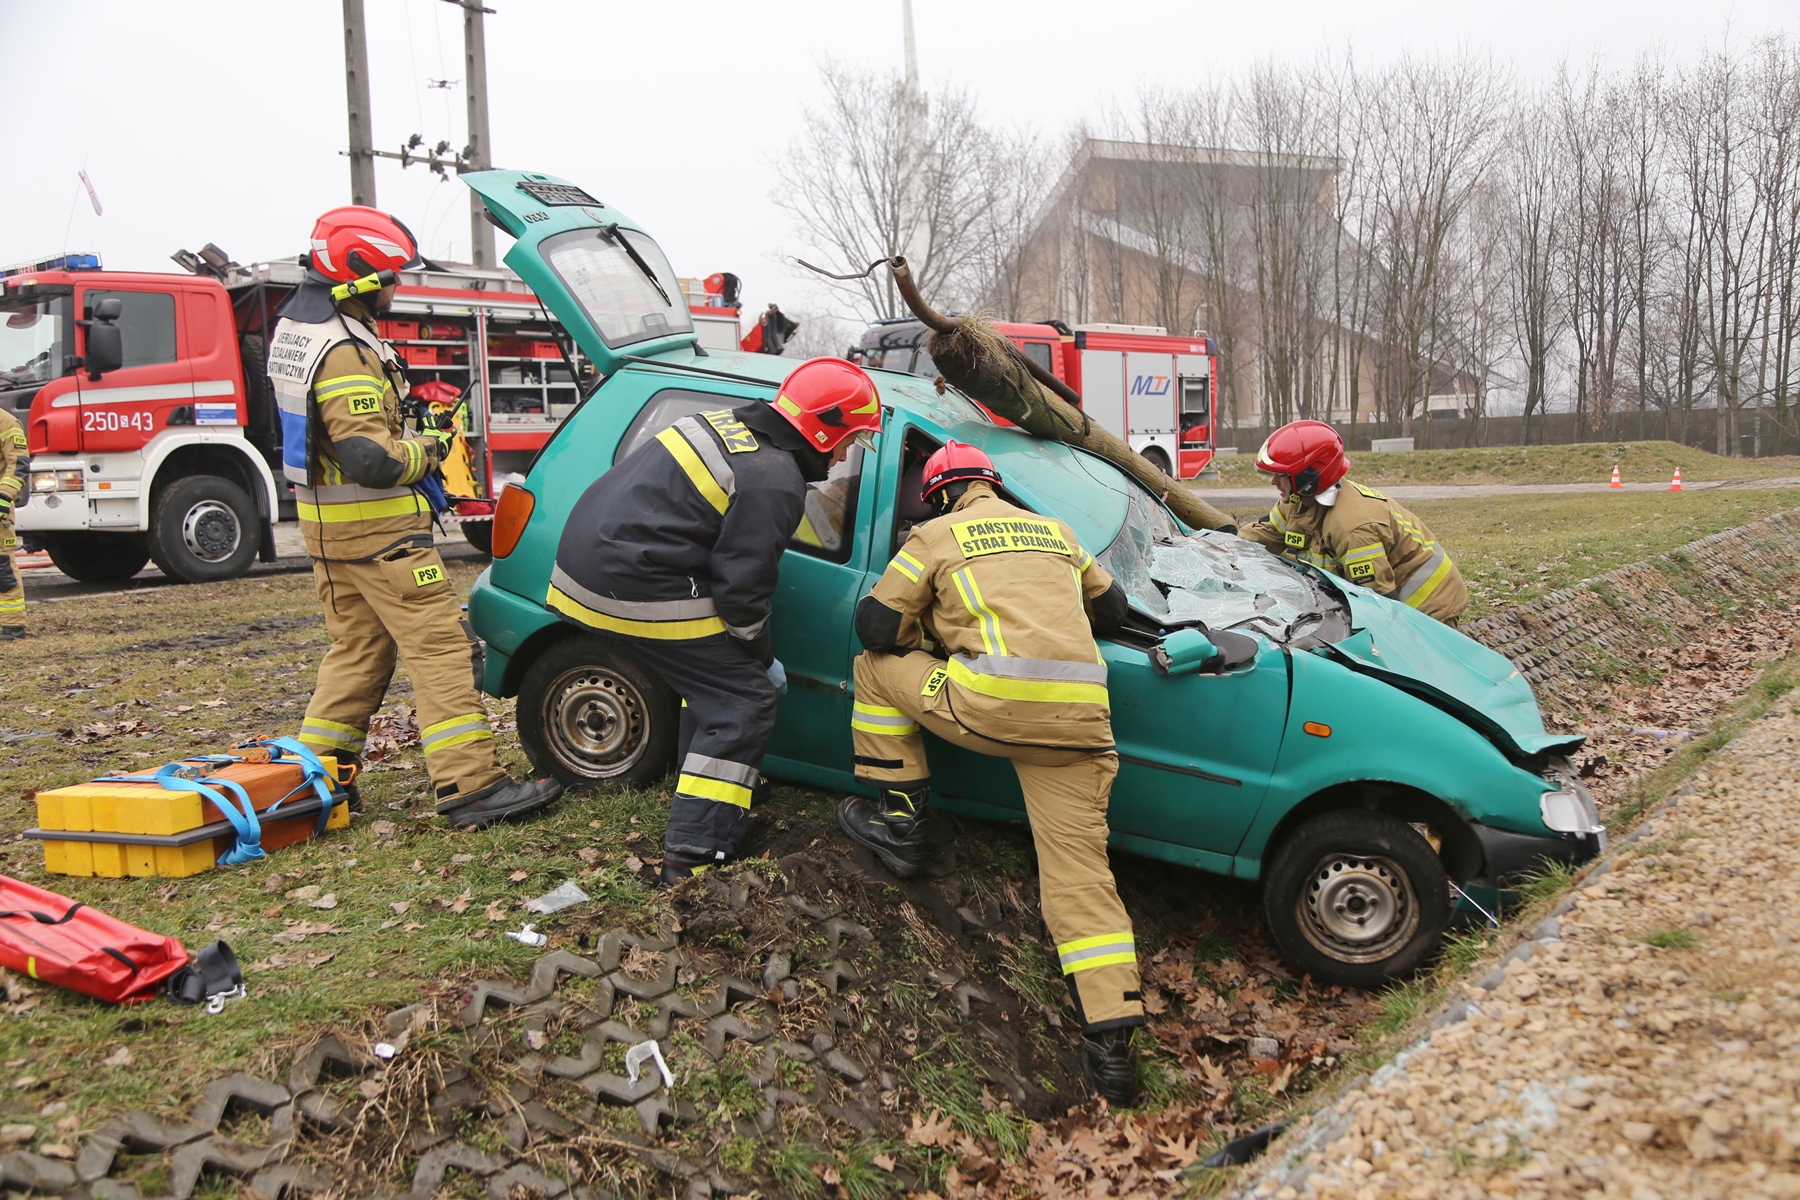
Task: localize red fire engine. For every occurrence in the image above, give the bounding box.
[850,318,1220,479]
[0,252,742,582]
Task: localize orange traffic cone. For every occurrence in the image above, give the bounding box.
[1669,467,1683,491]
[1609,464,1623,489]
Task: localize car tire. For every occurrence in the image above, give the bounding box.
[460,520,493,557]
[1140,445,1172,476]
[1263,811,1449,988]
[43,534,151,583]
[516,634,679,787]
[147,476,260,583]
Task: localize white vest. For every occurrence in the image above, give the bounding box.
[268,313,407,490]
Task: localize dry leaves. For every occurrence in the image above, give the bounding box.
[269,921,346,945]
[100,1048,132,1069]
[370,820,397,837]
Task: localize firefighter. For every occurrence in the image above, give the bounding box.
[0,406,26,640]
[1241,420,1468,625]
[841,440,1144,1106]
[548,358,882,884]
[269,206,562,827]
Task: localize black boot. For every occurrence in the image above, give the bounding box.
[660,850,715,886]
[437,776,563,829]
[1081,1027,1140,1107]
[838,785,934,878]
[0,626,25,641]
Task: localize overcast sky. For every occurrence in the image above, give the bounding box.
[3,0,1796,342]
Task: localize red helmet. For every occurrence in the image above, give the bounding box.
[1255,420,1349,496]
[921,440,1001,508]
[772,358,883,454]
[308,206,420,283]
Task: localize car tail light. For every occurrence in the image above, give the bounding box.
[491,485,535,559]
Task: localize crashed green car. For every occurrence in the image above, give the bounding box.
[461,170,1603,987]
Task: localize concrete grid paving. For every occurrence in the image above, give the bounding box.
[1237,700,1800,1200]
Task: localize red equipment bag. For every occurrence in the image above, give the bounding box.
[0,874,190,1003]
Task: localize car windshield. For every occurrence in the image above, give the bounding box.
[0,295,67,387]
[539,226,693,349]
[1091,461,1340,644]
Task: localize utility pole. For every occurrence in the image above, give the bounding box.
[343,0,378,206]
[448,0,498,269]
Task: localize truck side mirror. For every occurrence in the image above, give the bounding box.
[84,299,124,379]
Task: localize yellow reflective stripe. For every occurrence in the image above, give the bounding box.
[890,551,924,582]
[1401,553,1456,609]
[397,438,425,485]
[952,569,1006,656]
[422,713,489,738]
[1268,505,1289,531]
[302,717,364,736]
[851,702,919,735]
[297,494,429,522]
[1065,952,1139,973]
[657,427,729,514]
[0,477,19,491]
[852,718,919,735]
[547,585,726,639]
[946,657,1107,706]
[314,374,386,397]
[1057,932,1130,954]
[0,597,24,613]
[1056,931,1137,973]
[678,773,754,808]
[1076,547,1094,571]
[1340,542,1386,563]
[426,729,494,750]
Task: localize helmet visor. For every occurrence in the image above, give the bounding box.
[851,429,878,453]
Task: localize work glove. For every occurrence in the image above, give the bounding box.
[766,658,788,696]
[0,495,12,523]
[421,422,457,466]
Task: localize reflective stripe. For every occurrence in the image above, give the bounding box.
[1057,932,1137,973]
[549,567,720,622]
[951,568,1006,656]
[314,373,386,397]
[889,551,924,582]
[420,713,493,753]
[0,597,24,613]
[656,418,736,515]
[851,703,919,736]
[947,655,1108,706]
[298,718,366,753]
[957,653,1108,685]
[677,772,754,808]
[548,585,726,639]
[1340,542,1386,563]
[674,417,738,496]
[296,482,429,523]
[682,754,760,788]
[397,438,425,485]
[725,615,769,640]
[1268,505,1290,532]
[0,477,19,492]
[1395,545,1455,608]
[1075,547,1094,571]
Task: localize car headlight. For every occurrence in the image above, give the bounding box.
[30,471,59,494]
[1540,789,1604,835]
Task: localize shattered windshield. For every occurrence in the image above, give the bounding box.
[1092,464,1338,644]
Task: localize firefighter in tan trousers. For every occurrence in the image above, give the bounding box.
[0,407,27,640]
[1241,420,1468,625]
[268,206,561,827]
[840,440,1143,1105]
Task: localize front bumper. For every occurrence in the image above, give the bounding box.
[1470,821,1603,882]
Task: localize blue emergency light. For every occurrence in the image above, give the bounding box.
[0,252,102,278]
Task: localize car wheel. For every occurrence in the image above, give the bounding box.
[1263,811,1449,988]
[43,534,151,583]
[516,635,678,787]
[1140,445,1172,475]
[148,476,260,583]
[460,520,494,557]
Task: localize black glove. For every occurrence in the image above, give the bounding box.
[421,419,457,465]
[0,495,12,523]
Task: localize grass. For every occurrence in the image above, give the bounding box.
[1201,439,1800,488]
[1641,927,1702,950]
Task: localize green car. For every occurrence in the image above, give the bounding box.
[461,171,1603,987]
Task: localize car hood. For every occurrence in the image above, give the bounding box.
[1322,587,1584,761]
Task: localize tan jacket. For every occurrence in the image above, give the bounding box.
[867,483,1116,749]
[1243,480,1468,623]
[0,409,24,521]
[300,302,440,561]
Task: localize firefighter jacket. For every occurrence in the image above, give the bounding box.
[856,483,1124,750]
[268,299,440,562]
[0,408,25,517]
[1242,480,1469,622]
[548,402,827,664]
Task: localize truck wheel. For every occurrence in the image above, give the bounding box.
[147,476,260,583]
[516,635,678,787]
[461,520,493,557]
[1141,445,1172,475]
[43,535,150,583]
[1263,811,1449,988]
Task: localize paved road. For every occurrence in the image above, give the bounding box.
[1195,476,1800,509]
[1235,701,1800,1200]
[18,523,488,603]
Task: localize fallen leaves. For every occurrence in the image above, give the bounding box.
[370,819,397,837]
[308,892,339,911]
[269,921,346,945]
[100,1048,132,1069]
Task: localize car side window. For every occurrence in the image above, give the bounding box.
[613,388,725,464]
[86,290,176,370]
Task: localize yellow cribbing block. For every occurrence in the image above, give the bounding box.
[325,802,351,831]
[154,844,216,878]
[90,843,128,879]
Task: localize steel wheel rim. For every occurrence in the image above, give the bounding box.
[1297,852,1420,964]
[543,664,650,779]
[182,500,242,563]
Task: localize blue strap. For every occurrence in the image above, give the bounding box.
[247,738,343,835]
[96,765,264,864]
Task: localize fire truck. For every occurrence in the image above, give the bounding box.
[0,252,742,582]
[850,317,1220,478]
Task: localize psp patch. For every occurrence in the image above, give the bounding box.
[921,666,949,697]
[950,517,1071,559]
[412,564,445,587]
[702,410,758,454]
[1347,560,1376,581]
[1284,530,1307,549]
[347,394,382,416]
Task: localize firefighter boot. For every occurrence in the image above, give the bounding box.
[0,626,24,641]
[1080,1027,1140,1107]
[661,851,716,887]
[838,785,937,879]
[437,776,564,829]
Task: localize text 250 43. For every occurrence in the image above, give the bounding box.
[83,409,157,433]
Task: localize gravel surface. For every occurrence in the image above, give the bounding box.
[1237,699,1800,1200]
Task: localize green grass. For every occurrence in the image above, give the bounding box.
[1512,861,1580,908]
[1201,439,1800,488]
[1641,927,1702,950]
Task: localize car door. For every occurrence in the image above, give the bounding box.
[73,284,190,455]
